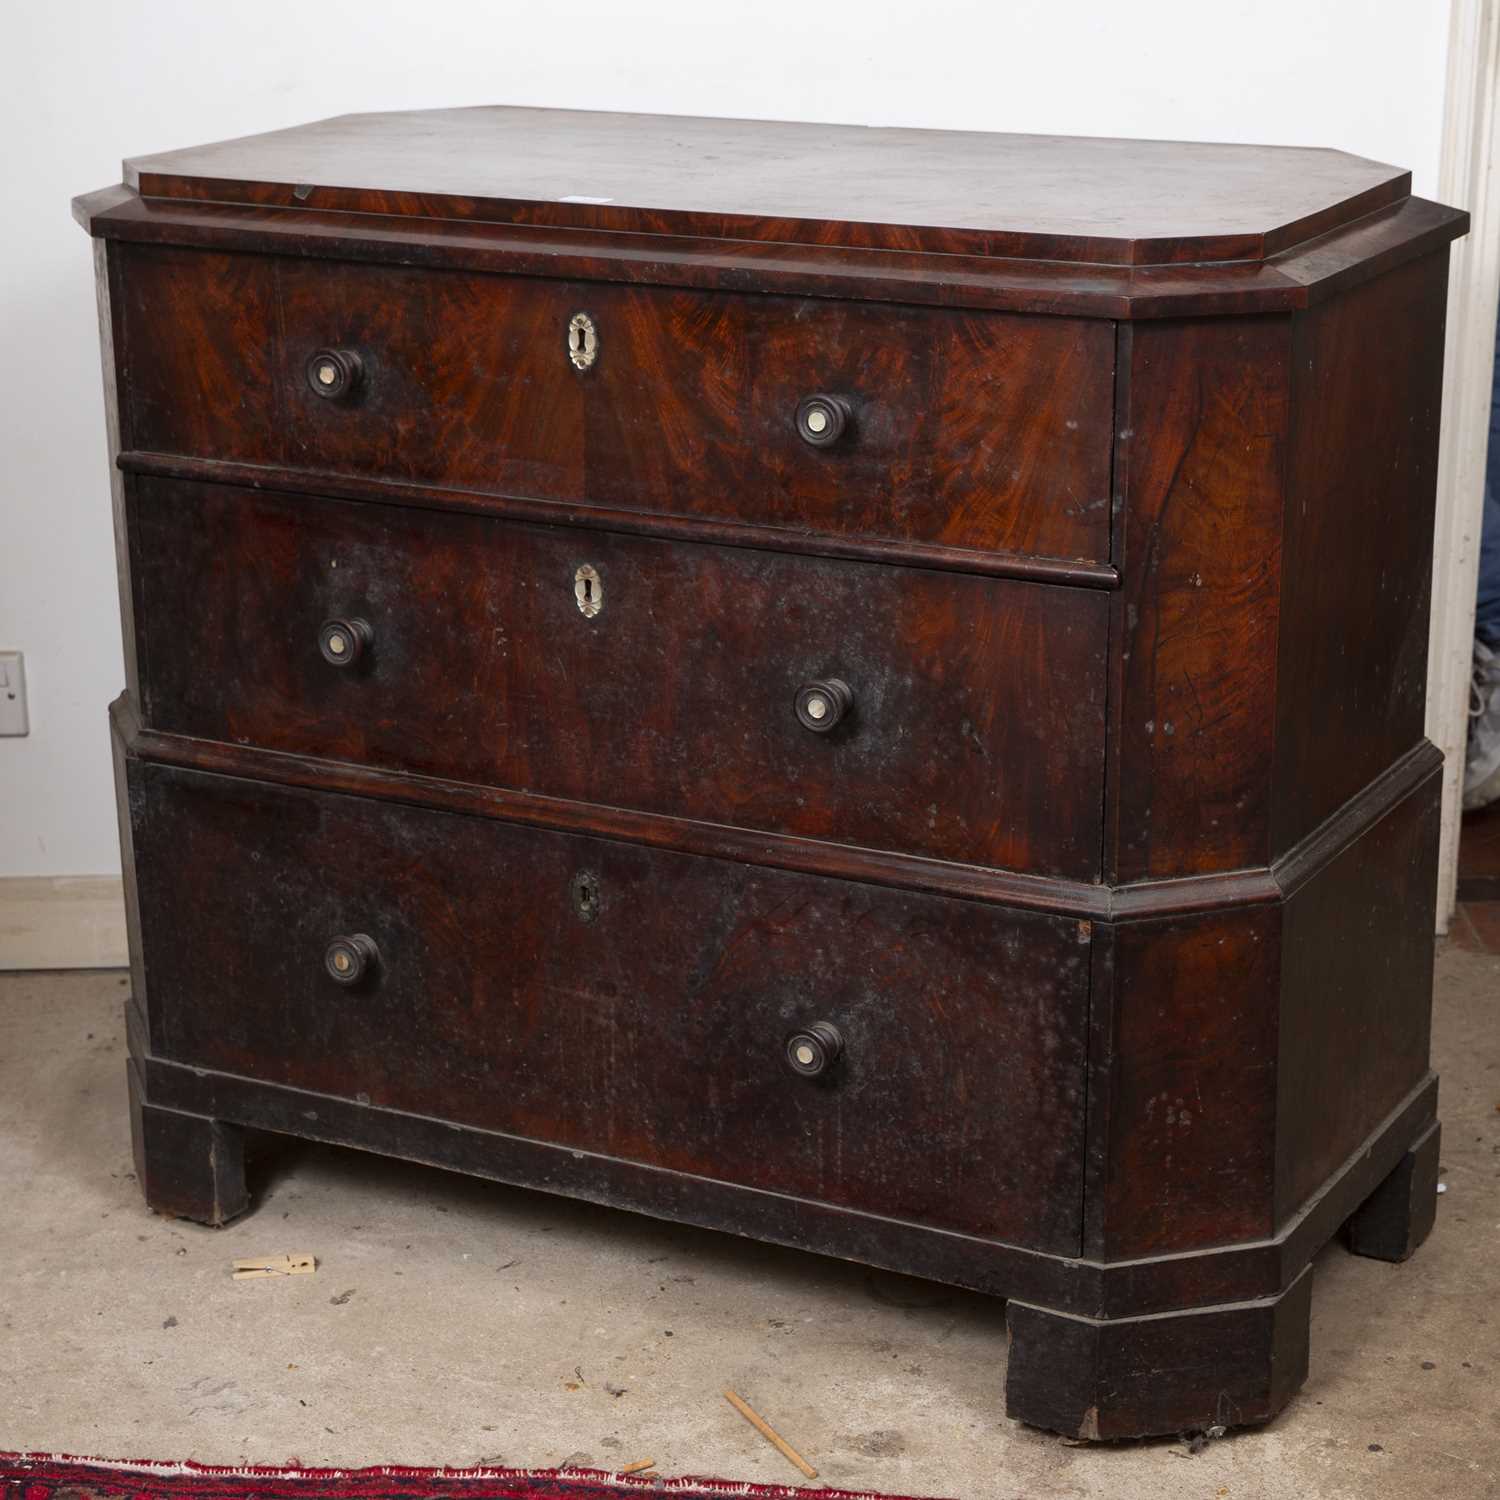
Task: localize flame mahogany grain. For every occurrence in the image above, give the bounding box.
[116,244,1114,564]
[74,108,1467,1442]
[127,476,1109,878]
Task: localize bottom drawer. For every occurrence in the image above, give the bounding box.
[130,764,1091,1255]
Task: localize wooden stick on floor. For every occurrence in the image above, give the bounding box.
[619,1459,656,1475]
[723,1389,818,1480]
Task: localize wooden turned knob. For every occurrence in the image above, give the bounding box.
[796,394,851,448]
[795,678,853,733]
[786,1022,844,1078]
[324,933,379,986]
[318,617,372,667]
[306,348,363,400]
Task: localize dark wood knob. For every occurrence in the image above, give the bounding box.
[306,348,363,400]
[795,678,853,733]
[786,1022,843,1077]
[319,617,372,667]
[796,394,851,447]
[325,933,379,986]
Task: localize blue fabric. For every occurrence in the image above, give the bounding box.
[1477,322,1500,646]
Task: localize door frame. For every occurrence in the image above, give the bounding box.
[1429,0,1500,930]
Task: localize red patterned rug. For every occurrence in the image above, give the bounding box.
[0,1456,947,1500]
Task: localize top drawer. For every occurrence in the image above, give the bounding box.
[114,245,1114,564]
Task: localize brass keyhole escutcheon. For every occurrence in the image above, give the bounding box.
[574,563,603,618]
[568,311,598,371]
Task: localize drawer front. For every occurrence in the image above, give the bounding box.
[116,244,1114,564]
[131,477,1108,878]
[131,764,1090,1254]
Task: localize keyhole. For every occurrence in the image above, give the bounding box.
[570,870,602,923]
[568,312,598,370]
[574,563,603,618]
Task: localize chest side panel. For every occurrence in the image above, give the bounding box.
[1274,771,1440,1224]
[1271,251,1451,854]
[1107,315,1290,882]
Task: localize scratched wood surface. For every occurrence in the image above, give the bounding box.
[130,760,1092,1255]
[124,105,1410,267]
[76,109,1465,1441]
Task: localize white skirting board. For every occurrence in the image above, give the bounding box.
[0,877,128,971]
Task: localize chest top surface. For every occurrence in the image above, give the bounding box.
[122,105,1411,268]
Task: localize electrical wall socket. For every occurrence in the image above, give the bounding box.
[0,652,29,736]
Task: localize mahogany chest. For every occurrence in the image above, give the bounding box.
[75,108,1467,1440]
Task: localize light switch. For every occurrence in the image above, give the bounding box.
[0,652,29,736]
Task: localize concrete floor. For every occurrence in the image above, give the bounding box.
[1,947,1497,1500]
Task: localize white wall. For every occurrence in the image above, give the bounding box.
[0,0,1454,878]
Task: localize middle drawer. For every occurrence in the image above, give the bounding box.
[130,476,1108,878]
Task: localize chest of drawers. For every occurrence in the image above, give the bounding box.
[75,108,1466,1441]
